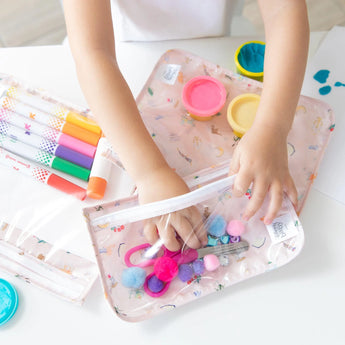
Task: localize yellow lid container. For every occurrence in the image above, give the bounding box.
[227,93,260,137]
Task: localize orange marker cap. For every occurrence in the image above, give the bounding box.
[87,176,107,200]
[62,122,101,146]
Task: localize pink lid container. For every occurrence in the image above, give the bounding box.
[182,76,227,121]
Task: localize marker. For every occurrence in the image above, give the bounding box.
[87,137,113,199]
[0,121,94,169]
[0,133,90,181]
[0,107,96,157]
[0,147,86,200]
[1,85,101,135]
[1,96,101,146]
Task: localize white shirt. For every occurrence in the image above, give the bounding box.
[111,0,242,41]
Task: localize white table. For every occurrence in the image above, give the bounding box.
[1,32,345,345]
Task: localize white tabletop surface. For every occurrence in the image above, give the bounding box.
[1,32,345,345]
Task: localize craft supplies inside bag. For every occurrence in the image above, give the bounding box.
[84,174,304,322]
[0,73,133,304]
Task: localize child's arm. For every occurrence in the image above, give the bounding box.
[63,0,207,250]
[229,0,309,224]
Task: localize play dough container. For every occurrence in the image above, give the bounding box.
[227,93,260,137]
[182,76,227,121]
[0,279,18,326]
[234,41,265,81]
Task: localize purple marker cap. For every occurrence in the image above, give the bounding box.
[55,145,94,169]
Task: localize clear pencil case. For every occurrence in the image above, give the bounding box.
[0,73,102,304]
[84,171,304,322]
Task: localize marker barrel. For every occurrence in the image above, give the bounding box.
[5,86,101,135]
[0,133,90,181]
[1,96,101,146]
[0,147,86,200]
[0,121,93,169]
[0,107,96,157]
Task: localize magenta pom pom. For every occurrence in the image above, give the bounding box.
[204,254,220,271]
[227,219,245,237]
[178,264,194,282]
[153,256,178,282]
[147,275,165,293]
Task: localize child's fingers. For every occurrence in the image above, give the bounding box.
[264,182,284,225]
[170,213,201,249]
[157,216,181,252]
[143,221,159,244]
[285,175,298,208]
[233,168,253,197]
[229,150,240,176]
[187,207,208,246]
[243,178,268,221]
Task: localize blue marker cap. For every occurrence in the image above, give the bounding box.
[0,279,19,326]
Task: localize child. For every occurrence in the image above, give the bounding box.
[63,0,309,250]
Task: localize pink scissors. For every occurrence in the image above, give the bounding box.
[124,240,249,297]
[124,243,198,297]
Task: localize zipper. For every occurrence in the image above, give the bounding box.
[91,175,235,226]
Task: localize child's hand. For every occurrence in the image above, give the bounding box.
[229,123,297,225]
[137,166,207,251]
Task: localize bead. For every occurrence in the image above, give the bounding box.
[230,235,241,243]
[207,235,219,247]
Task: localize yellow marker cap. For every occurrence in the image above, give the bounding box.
[66,112,102,135]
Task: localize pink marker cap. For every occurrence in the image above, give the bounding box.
[182,76,227,120]
[59,133,96,158]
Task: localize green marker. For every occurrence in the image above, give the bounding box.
[0,133,90,181]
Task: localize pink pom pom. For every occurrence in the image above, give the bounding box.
[153,256,178,282]
[227,219,245,237]
[204,254,220,271]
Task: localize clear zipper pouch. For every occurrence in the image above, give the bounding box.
[84,172,304,322]
[0,73,109,304]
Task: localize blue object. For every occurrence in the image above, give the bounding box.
[192,260,205,275]
[178,264,194,282]
[207,235,219,247]
[121,267,146,289]
[0,279,18,326]
[313,69,330,84]
[220,235,230,244]
[147,275,164,293]
[238,43,265,73]
[207,215,227,237]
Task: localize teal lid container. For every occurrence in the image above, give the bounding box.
[0,279,19,326]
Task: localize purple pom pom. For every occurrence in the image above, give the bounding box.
[178,264,194,282]
[207,215,226,237]
[147,275,164,293]
[192,259,205,275]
